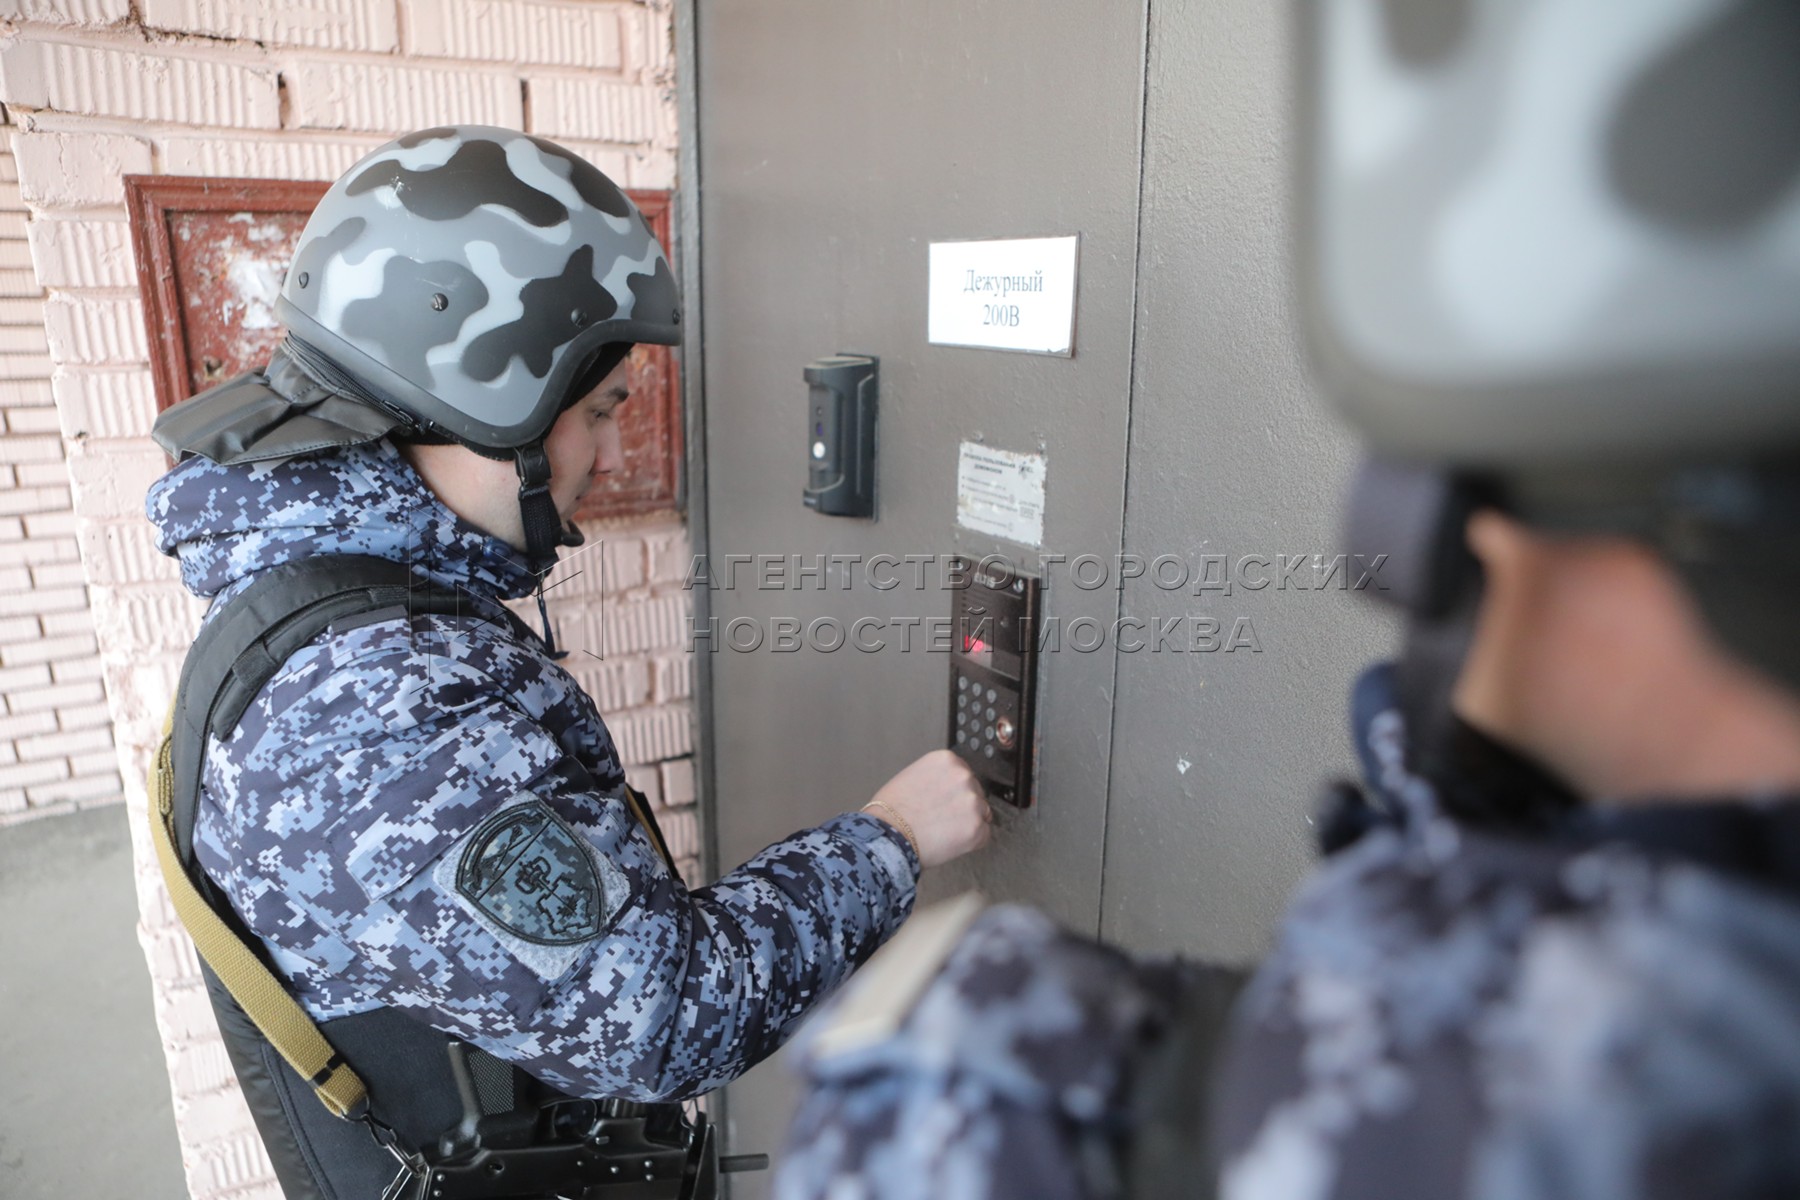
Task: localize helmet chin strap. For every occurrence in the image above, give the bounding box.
[514,443,571,659]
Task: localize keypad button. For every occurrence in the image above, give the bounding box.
[956,729,967,745]
[958,694,967,710]
[986,688,997,703]
[956,712,966,728]
[957,676,967,691]
[986,706,996,721]
[984,745,995,758]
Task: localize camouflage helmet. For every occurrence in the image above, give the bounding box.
[276,124,681,453]
[1300,0,1800,468]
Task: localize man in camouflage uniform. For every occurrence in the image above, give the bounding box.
[774,2,1800,1197]
[148,126,991,1198]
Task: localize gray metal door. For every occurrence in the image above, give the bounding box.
[686,0,1393,1183]
[692,1,1149,1183]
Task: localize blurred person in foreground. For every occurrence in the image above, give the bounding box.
[774,2,1800,1197]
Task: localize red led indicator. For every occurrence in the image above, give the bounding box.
[963,633,989,656]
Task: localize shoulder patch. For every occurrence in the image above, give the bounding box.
[455,800,609,946]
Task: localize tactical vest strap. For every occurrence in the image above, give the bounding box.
[150,554,528,1122]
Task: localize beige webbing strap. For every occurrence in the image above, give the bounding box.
[149,708,368,1119]
[623,783,678,873]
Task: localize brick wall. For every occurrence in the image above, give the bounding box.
[0,139,122,820]
[0,3,692,1197]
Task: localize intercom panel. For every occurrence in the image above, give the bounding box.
[947,556,1041,807]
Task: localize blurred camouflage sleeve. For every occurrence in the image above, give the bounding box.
[774,904,1198,1200]
[204,619,921,1102]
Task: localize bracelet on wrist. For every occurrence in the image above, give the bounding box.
[862,800,921,861]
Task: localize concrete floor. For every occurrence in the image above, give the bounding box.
[0,805,189,1199]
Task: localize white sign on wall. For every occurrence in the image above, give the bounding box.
[928,235,1079,356]
[956,441,1047,547]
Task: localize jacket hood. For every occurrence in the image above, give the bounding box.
[147,438,540,603]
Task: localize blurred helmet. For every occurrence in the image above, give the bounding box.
[1299,0,1800,468]
[278,124,681,453]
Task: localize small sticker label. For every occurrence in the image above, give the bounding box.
[957,442,1046,547]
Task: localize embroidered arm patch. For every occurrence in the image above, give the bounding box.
[437,799,629,980]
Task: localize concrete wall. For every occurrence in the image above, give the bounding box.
[0,3,693,1196]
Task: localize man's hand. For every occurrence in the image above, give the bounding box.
[864,750,992,868]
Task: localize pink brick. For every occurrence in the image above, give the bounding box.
[0,434,63,465]
[43,294,147,366]
[68,749,121,777]
[27,218,134,289]
[39,606,96,635]
[56,701,113,730]
[10,130,153,209]
[610,704,690,765]
[142,0,398,52]
[0,351,54,378]
[67,450,167,522]
[675,855,700,884]
[90,586,199,651]
[598,592,687,656]
[0,662,53,692]
[0,380,54,407]
[23,510,77,537]
[52,368,157,440]
[0,268,44,300]
[193,1130,276,1196]
[624,762,662,807]
[0,531,79,564]
[658,806,699,859]
[0,566,29,591]
[0,757,67,789]
[5,406,64,435]
[158,134,385,182]
[528,76,660,143]
[620,5,674,80]
[78,520,174,584]
[0,39,279,130]
[637,148,684,192]
[642,527,691,585]
[0,785,25,814]
[0,296,44,324]
[49,653,103,682]
[405,0,622,68]
[0,710,57,742]
[567,655,649,712]
[1,629,94,665]
[17,726,111,760]
[659,758,695,809]
[0,487,69,518]
[0,615,37,641]
[652,653,691,701]
[5,0,132,26]
[14,461,75,488]
[0,212,28,240]
[0,241,32,272]
[285,60,523,133]
[0,155,14,184]
[7,678,103,711]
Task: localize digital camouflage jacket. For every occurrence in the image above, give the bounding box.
[148,438,921,1102]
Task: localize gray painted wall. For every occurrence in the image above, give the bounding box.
[1101,1,1397,962]
[687,0,1395,1183]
